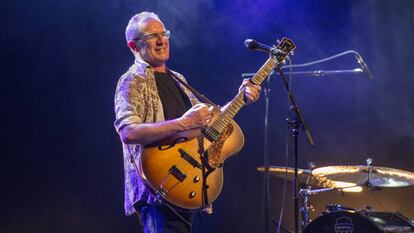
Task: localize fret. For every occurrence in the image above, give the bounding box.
[254,73,264,83]
[214,62,273,129]
[222,95,242,119]
[220,115,231,126]
[226,106,237,116]
[252,59,276,85]
[234,95,244,107]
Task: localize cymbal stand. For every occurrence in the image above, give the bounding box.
[299,183,364,228]
[299,187,339,227]
[299,188,312,227]
[365,157,373,187]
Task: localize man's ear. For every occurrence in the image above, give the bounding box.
[127,40,139,52]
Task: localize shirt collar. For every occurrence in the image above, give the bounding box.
[134,56,151,68]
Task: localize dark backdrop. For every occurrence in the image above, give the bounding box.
[2,0,414,233]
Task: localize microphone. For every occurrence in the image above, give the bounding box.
[355,54,374,80]
[244,39,286,55]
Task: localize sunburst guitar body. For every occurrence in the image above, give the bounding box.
[141,107,244,209]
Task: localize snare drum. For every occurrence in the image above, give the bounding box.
[303,210,414,233]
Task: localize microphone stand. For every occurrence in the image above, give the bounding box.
[242,68,363,79]
[274,63,315,233]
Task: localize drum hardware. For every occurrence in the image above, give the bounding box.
[258,159,414,232]
[301,158,414,230]
[257,164,363,230]
[325,203,360,213]
[302,209,414,233]
[299,187,314,227]
[258,162,363,228]
[299,185,362,228]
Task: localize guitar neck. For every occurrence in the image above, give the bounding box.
[210,57,277,134]
[224,57,277,117]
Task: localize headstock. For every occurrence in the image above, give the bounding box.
[272,37,296,64]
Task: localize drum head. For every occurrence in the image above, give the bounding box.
[303,211,381,233]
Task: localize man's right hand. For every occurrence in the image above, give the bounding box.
[119,104,214,145]
[179,103,214,130]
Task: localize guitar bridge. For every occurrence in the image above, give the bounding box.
[158,187,167,197]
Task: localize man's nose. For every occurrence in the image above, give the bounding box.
[156,35,163,42]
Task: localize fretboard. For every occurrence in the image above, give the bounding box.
[209,57,277,135]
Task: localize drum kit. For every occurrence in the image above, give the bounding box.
[258,158,414,233]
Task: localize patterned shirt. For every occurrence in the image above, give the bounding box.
[114,58,200,215]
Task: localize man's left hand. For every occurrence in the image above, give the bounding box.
[239,78,262,105]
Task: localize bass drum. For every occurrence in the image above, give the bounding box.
[303,210,414,233]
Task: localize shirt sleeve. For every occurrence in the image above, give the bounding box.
[114,73,146,132]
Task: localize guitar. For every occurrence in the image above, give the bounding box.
[140,38,296,210]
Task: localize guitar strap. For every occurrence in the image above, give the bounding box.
[166,68,218,108]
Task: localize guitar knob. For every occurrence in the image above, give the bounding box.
[189,191,196,199]
[193,176,200,183]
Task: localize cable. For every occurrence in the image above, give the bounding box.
[370,189,388,212]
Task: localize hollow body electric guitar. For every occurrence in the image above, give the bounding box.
[140,38,296,210]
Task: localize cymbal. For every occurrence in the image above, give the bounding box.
[312,165,414,188]
[257,166,363,192]
[257,166,329,188]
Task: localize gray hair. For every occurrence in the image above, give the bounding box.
[125,12,161,42]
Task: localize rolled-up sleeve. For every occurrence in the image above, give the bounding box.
[114,74,146,132]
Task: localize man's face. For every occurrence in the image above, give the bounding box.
[137,19,169,68]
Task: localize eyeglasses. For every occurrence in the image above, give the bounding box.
[137,30,170,42]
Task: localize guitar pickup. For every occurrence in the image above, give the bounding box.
[203,126,220,142]
[169,165,187,182]
[178,148,202,169]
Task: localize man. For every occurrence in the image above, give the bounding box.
[114,12,261,233]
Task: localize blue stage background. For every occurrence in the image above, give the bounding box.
[2,1,414,232]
